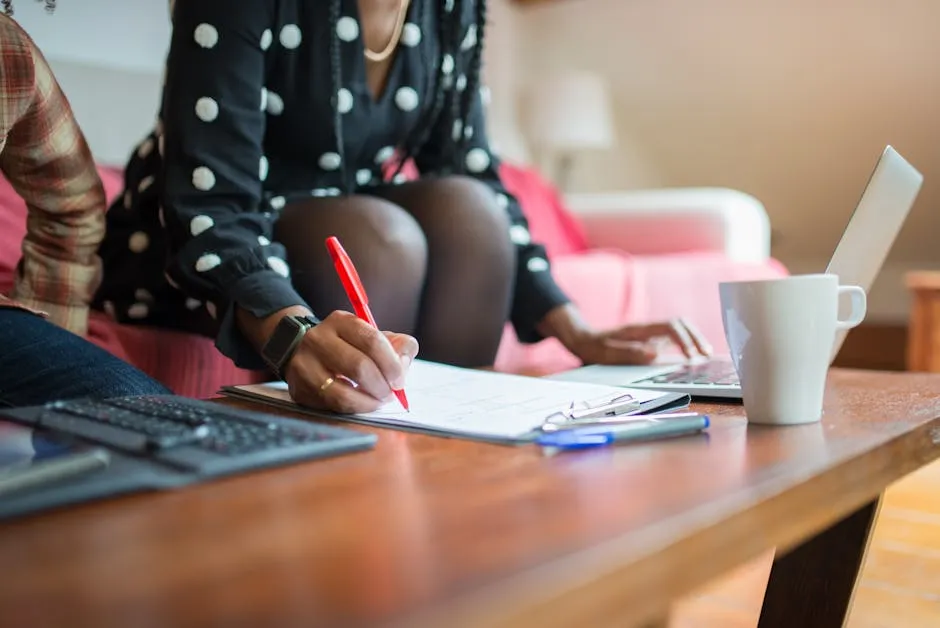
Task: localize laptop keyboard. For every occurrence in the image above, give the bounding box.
[25,395,375,474]
[635,360,740,387]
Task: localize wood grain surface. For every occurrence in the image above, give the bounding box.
[1,369,939,628]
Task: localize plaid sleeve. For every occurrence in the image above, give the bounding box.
[0,16,107,336]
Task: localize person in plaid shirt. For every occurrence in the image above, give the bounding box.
[0,5,168,406]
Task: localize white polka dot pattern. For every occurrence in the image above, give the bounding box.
[356,169,373,186]
[128,231,149,253]
[266,90,284,115]
[527,257,549,272]
[105,5,569,355]
[127,303,150,319]
[137,138,154,158]
[465,148,490,173]
[192,167,216,191]
[194,23,219,49]
[103,301,116,318]
[267,257,290,277]
[401,23,421,47]
[318,152,342,171]
[190,215,214,236]
[462,24,477,51]
[337,88,353,114]
[442,54,455,75]
[279,24,302,49]
[195,96,219,122]
[375,146,395,164]
[195,253,222,272]
[336,16,359,41]
[509,225,531,245]
[394,87,419,112]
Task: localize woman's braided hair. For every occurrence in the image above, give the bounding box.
[2,0,57,15]
[327,0,488,193]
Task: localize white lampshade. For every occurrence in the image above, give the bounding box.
[524,72,616,151]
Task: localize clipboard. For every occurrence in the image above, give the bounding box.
[540,391,690,427]
[220,383,692,445]
[221,361,692,446]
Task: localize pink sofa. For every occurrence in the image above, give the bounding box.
[0,164,786,397]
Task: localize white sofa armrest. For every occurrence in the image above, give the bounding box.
[563,188,771,263]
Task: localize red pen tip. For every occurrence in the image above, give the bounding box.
[395,389,410,412]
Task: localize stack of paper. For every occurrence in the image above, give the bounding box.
[221,360,687,444]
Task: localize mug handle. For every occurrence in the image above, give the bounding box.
[836,285,867,330]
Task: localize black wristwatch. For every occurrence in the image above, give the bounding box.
[261,314,319,378]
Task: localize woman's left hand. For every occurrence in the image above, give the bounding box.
[568,319,713,365]
[538,304,713,366]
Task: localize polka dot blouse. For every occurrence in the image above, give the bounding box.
[96,0,570,369]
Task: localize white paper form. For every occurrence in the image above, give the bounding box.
[221,360,677,443]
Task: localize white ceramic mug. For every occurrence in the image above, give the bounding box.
[719,273,867,425]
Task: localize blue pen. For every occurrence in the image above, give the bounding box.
[536,415,710,450]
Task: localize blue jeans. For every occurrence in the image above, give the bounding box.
[0,308,169,407]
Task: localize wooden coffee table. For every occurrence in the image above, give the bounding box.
[1,369,939,628]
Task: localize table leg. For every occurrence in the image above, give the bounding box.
[757,497,882,628]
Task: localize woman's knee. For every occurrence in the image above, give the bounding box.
[426,176,513,242]
[396,176,516,278]
[277,195,428,263]
[274,195,429,312]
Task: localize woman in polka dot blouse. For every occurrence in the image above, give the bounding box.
[94,0,711,413]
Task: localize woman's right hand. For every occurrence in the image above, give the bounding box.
[282,311,418,414]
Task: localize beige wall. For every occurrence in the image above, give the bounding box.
[486,0,940,322]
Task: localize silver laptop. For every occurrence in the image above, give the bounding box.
[552,145,923,400]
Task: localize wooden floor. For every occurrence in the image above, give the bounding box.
[669,456,940,627]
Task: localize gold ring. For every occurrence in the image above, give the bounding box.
[319,376,336,393]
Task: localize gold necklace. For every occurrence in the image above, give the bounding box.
[364,0,410,62]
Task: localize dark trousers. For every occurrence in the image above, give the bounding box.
[0,308,169,407]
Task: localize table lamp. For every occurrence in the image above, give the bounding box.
[523,71,616,191]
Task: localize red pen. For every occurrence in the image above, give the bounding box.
[325,236,410,412]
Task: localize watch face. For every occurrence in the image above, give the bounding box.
[264,317,304,366]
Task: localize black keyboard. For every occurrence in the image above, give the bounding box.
[5,395,377,477]
[635,360,740,387]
